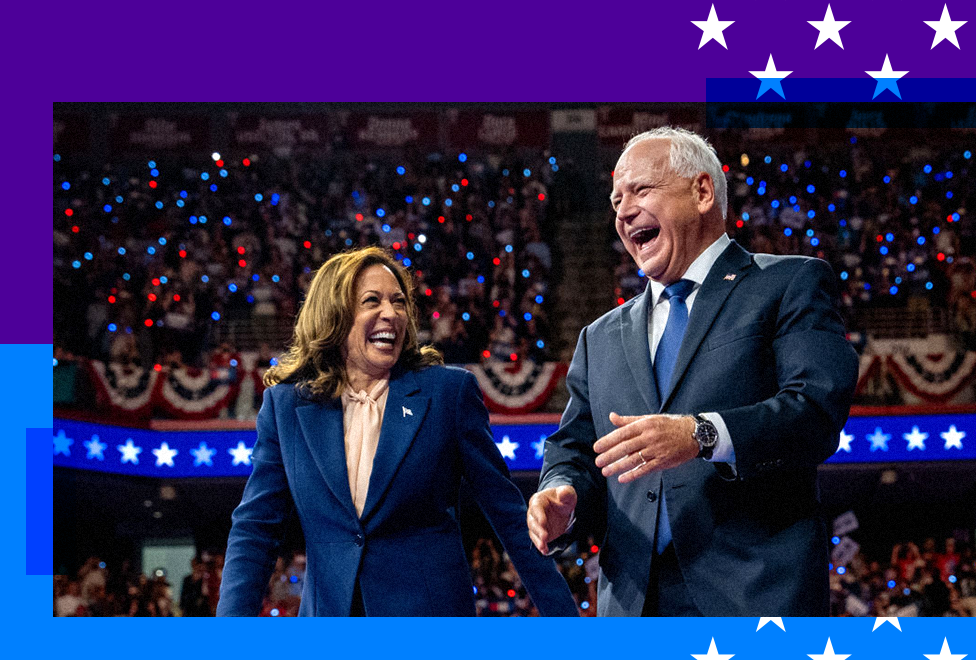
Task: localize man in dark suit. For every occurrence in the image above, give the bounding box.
[527,127,859,616]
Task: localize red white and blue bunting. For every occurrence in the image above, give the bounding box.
[855,338,976,405]
[468,361,568,414]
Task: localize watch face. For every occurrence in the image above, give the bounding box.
[696,418,718,447]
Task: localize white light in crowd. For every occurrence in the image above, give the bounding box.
[211,152,221,161]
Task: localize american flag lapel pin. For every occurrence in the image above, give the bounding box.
[724,273,736,281]
[402,406,413,417]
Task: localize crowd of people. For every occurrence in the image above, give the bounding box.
[608,134,976,345]
[54,148,563,369]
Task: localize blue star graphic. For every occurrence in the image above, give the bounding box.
[495,435,519,460]
[867,427,890,452]
[228,441,254,466]
[191,442,216,467]
[84,435,107,460]
[152,442,179,467]
[117,438,143,465]
[53,430,74,456]
[532,435,546,460]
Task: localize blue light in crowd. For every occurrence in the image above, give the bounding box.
[118,247,126,255]
[917,236,925,245]
[764,156,772,164]
[228,283,237,293]
[83,252,93,261]
[771,200,780,209]
[54,154,61,162]
[757,187,765,196]
[949,575,957,584]
[964,151,972,159]
[903,588,911,596]
[147,246,156,255]
[148,161,156,168]
[576,558,584,566]
[839,170,847,178]
[923,164,932,173]
[150,168,159,177]
[840,271,849,280]
[889,286,898,295]
[270,609,279,617]
[828,204,835,212]
[72,260,81,269]
[784,228,792,237]
[637,269,645,277]
[780,164,788,172]
[742,212,750,221]
[895,277,902,284]
[108,323,117,332]
[933,226,941,234]
[201,172,209,181]
[523,168,531,177]
[176,200,185,208]
[103,178,111,185]
[864,283,871,290]
[209,184,217,192]
[155,201,163,209]
[452,184,460,192]
[882,175,891,184]
[831,536,840,545]
[522,269,530,278]
[746,177,754,185]
[910,196,918,204]
[806,229,815,237]
[807,210,816,219]
[907,263,916,272]
[422,197,431,206]
[551,165,559,172]
[789,196,798,204]
[887,580,896,589]
[806,184,815,194]
[220,169,228,177]
[254,193,263,202]
[466,252,474,260]
[946,191,953,199]
[377,208,386,218]
[223,216,232,226]
[462,312,470,321]
[405,195,413,203]
[272,275,280,283]
[476,276,484,283]
[123,273,131,281]
[252,274,260,282]
[402,257,412,267]
[502,169,509,176]
[536,340,545,349]
[926,282,934,290]
[160,276,168,284]
[488,200,495,208]
[381,224,391,233]
[581,602,590,610]
[396,166,406,175]
[850,136,857,144]
[880,246,889,255]
[414,243,422,252]
[886,233,894,242]
[271,193,280,204]
[158,237,167,246]
[344,238,352,246]
[804,160,812,168]
[499,310,506,317]
[246,295,254,304]
[211,312,221,320]
[535,295,544,304]
[793,205,801,213]
[837,566,847,575]
[524,313,532,321]
[952,212,960,221]
[458,153,467,163]
[103,204,112,213]
[946,171,953,179]
[811,238,820,246]
[61,182,70,190]
[445,199,453,207]
[839,219,847,227]
[472,586,478,594]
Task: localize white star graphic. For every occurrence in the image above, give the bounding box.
[152,442,179,467]
[532,436,546,460]
[808,638,851,660]
[837,429,854,453]
[53,430,74,456]
[117,439,143,465]
[872,617,902,631]
[749,54,792,99]
[941,425,965,450]
[228,441,253,466]
[808,4,850,49]
[691,638,734,660]
[757,617,785,631]
[190,442,215,467]
[903,425,928,450]
[84,435,106,461]
[691,4,734,50]
[495,435,519,460]
[867,426,891,451]
[924,637,967,660]
[924,4,967,49]
[865,55,909,99]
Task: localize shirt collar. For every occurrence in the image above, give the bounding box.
[649,233,731,306]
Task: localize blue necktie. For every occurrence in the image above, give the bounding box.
[652,279,695,554]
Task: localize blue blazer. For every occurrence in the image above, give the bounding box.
[540,241,859,616]
[218,365,577,616]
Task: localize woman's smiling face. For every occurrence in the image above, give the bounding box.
[343,264,408,387]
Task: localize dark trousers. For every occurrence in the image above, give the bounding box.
[641,543,702,616]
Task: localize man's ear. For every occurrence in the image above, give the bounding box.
[693,172,716,215]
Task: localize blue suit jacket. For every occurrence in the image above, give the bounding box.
[218,365,577,616]
[539,241,859,616]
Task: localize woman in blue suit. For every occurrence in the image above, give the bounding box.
[217,247,577,616]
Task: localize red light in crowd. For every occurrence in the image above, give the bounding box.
[736,220,744,228]
[179,250,187,258]
[107,296,116,304]
[65,209,73,217]
[617,297,625,305]
[242,158,251,166]
[152,278,160,286]
[590,545,599,553]
[970,291,976,299]
[461,178,468,187]
[947,214,954,222]
[482,350,491,359]
[216,159,224,168]
[465,214,473,221]
[408,233,416,240]
[424,288,432,296]
[238,259,247,268]
[153,363,162,372]
[147,293,157,302]
[173,294,181,302]
[303,241,311,249]
[432,311,440,319]
[144,319,154,327]
[393,242,401,250]
[71,226,79,233]
[149,180,157,189]
[610,170,614,177]
[492,300,500,308]
[876,235,884,243]
[438,216,445,223]
[492,257,501,266]
[509,354,518,362]
[937,252,946,261]
[506,589,516,597]
[237,246,246,254]
[111,288,117,294]
[538,193,545,201]
[356,213,364,222]
[722,164,730,172]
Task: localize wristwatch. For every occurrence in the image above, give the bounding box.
[692,414,719,460]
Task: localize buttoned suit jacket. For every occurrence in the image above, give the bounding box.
[218,365,577,616]
[539,240,859,616]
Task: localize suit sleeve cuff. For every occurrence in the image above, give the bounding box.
[702,412,737,474]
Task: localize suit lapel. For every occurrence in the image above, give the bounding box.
[620,285,661,413]
[360,369,430,523]
[295,395,358,520]
[660,240,753,410]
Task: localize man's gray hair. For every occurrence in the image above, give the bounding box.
[622,126,728,220]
